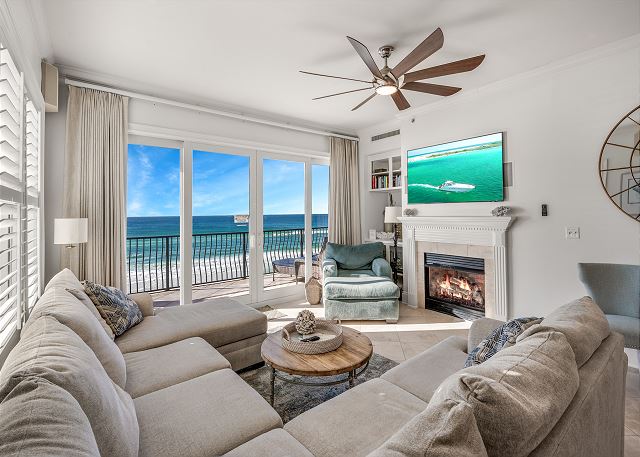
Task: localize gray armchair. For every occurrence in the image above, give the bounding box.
[578,263,639,349]
[322,242,400,323]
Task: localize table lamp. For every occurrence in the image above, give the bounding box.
[54,218,88,249]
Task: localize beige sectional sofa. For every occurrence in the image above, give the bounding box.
[0,268,628,457]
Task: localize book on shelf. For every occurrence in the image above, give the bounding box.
[371,174,390,189]
[392,174,402,187]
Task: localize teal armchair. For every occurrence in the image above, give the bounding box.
[322,242,400,323]
[578,263,639,349]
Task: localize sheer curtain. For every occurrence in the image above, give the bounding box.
[328,136,361,245]
[63,86,129,288]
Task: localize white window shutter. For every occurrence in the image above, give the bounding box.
[0,43,41,352]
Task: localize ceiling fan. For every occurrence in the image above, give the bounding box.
[300,28,485,111]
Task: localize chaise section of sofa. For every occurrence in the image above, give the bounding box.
[0,268,280,456]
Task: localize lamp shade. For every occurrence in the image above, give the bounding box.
[54,218,88,245]
[384,206,402,224]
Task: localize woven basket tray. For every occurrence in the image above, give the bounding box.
[281,320,343,355]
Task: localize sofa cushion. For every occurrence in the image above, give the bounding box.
[465,317,541,367]
[369,398,488,457]
[45,267,83,291]
[605,314,639,349]
[432,330,579,457]
[134,369,282,457]
[0,316,139,457]
[284,378,427,457]
[83,280,144,336]
[66,287,115,340]
[324,276,400,300]
[325,242,384,270]
[224,429,314,457]
[0,376,100,457]
[381,336,468,403]
[518,296,610,367]
[115,298,267,353]
[124,337,231,398]
[25,287,126,388]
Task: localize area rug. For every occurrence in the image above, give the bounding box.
[240,353,398,422]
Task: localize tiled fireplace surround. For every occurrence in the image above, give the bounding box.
[398,216,514,321]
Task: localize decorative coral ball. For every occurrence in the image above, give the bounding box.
[295,310,316,335]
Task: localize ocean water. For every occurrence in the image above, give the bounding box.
[127,214,328,238]
[407,146,504,204]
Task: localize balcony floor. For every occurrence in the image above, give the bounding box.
[150,272,302,307]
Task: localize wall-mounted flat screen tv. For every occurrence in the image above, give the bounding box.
[407,132,504,204]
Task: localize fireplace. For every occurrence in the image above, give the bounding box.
[424,253,485,320]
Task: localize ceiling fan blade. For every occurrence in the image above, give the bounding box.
[346,36,384,79]
[312,86,373,100]
[391,90,411,111]
[351,92,377,111]
[402,81,461,96]
[299,70,373,84]
[391,28,444,78]
[403,55,485,83]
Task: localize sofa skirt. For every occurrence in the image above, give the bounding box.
[324,298,399,322]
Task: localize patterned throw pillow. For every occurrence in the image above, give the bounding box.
[82,280,143,336]
[465,317,542,368]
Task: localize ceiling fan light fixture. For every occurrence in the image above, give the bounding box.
[375,84,398,96]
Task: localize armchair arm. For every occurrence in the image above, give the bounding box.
[129,292,155,317]
[323,259,338,278]
[467,317,504,353]
[372,257,393,279]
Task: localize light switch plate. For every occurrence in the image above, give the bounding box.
[565,227,580,239]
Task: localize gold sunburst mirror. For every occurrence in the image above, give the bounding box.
[599,105,640,222]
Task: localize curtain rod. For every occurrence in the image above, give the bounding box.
[64,78,359,142]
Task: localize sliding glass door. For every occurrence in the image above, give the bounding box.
[191,148,253,302]
[126,137,328,306]
[126,140,181,301]
[261,157,305,294]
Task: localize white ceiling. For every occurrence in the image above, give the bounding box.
[37,0,640,132]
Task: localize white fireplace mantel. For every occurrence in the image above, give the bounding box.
[399,216,514,320]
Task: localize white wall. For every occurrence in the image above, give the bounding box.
[43,86,330,282]
[358,121,402,239]
[358,38,640,318]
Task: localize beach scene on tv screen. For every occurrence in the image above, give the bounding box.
[407,132,504,204]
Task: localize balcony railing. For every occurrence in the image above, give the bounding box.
[126,227,328,294]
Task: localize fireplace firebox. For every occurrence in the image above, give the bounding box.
[424,253,485,320]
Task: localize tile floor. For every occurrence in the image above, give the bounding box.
[266,298,640,456]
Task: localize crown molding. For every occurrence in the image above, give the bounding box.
[395,33,640,120]
[58,63,359,139]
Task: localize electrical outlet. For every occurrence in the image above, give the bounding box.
[565,227,580,239]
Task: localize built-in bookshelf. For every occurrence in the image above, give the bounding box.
[369,151,402,191]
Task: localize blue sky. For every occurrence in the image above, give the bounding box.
[127,144,329,217]
[408,132,502,158]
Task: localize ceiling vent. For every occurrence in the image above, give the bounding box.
[371,129,400,142]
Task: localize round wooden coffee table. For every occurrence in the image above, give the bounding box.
[261,326,373,406]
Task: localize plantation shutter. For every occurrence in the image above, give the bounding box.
[23,98,40,310]
[0,44,24,350]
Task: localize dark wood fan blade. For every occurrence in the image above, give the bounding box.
[391,28,444,78]
[346,36,384,79]
[299,71,373,84]
[402,81,461,96]
[391,90,410,111]
[351,92,377,111]
[403,55,485,83]
[312,86,373,100]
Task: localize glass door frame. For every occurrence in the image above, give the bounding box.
[185,142,258,307]
[127,133,328,307]
[255,152,329,305]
